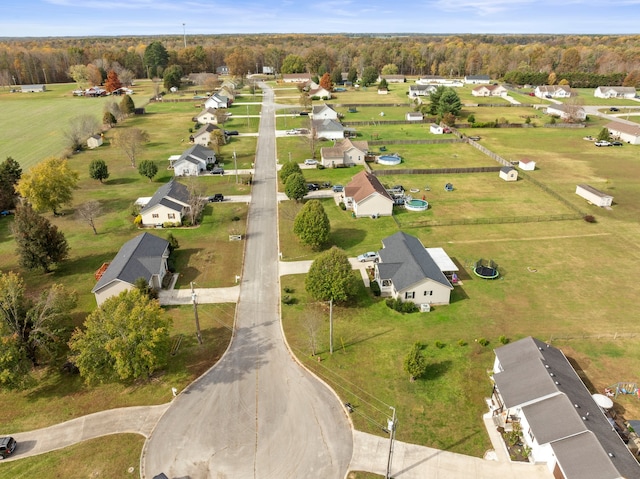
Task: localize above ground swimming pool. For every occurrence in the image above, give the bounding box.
[405,198,429,211]
[378,154,402,165]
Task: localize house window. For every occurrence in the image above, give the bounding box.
[405,292,415,300]
[424,290,433,296]
[168,213,176,219]
[152,214,159,219]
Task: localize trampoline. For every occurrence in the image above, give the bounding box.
[474,259,499,279]
[444,183,454,191]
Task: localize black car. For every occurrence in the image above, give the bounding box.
[211,167,224,175]
[611,141,623,146]
[306,183,320,191]
[208,194,224,202]
[299,111,309,116]
[224,130,239,136]
[609,107,619,112]
[0,436,16,459]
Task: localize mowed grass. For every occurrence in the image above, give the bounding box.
[0,434,144,478]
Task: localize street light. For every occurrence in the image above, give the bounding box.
[386,406,396,479]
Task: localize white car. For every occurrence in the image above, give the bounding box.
[304,159,318,165]
[357,252,379,262]
[286,129,298,135]
[595,140,611,147]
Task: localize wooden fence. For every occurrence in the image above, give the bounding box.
[375,166,502,176]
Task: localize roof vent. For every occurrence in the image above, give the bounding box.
[555,381,560,385]
[574,404,579,408]
[582,416,588,421]
[545,364,550,369]
[608,452,615,458]
[550,373,555,377]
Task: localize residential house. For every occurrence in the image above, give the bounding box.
[378,75,405,83]
[320,138,368,168]
[190,123,223,147]
[343,170,394,217]
[308,86,331,99]
[215,65,229,75]
[430,123,444,134]
[87,134,103,149]
[282,73,312,83]
[172,144,216,177]
[204,93,229,110]
[140,178,191,227]
[416,75,448,85]
[606,121,640,145]
[406,112,424,122]
[313,119,345,140]
[374,232,454,306]
[546,104,586,121]
[594,86,637,99]
[490,337,640,479]
[262,66,274,75]
[409,84,437,98]
[195,108,225,125]
[92,232,170,306]
[575,184,613,207]
[311,104,339,120]
[535,85,572,99]
[518,158,536,171]
[472,84,507,97]
[21,84,46,92]
[499,166,518,182]
[464,75,491,84]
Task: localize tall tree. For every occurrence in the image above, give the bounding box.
[284,172,307,202]
[319,72,332,91]
[305,247,354,303]
[15,157,79,215]
[403,342,427,382]
[186,177,206,226]
[0,157,22,210]
[436,88,462,117]
[104,70,122,92]
[69,288,172,384]
[163,65,183,90]
[293,200,330,249]
[361,66,378,86]
[11,203,70,272]
[88,159,109,183]
[112,128,149,168]
[281,54,306,74]
[75,200,102,235]
[143,41,169,78]
[119,94,135,116]
[279,160,302,184]
[138,160,158,182]
[381,63,399,75]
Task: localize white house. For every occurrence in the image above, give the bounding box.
[313,118,345,140]
[308,86,331,99]
[409,84,436,98]
[374,232,454,306]
[472,84,507,97]
[406,112,424,121]
[344,170,394,217]
[190,123,223,147]
[140,179,191,226]
[377,75,405,83]
[499,166,518,182]
[320,138,369,168]
[489,337,640,479]
[575,184,613,207]
[172,144,216,177]
[430,123,444,134]
[535,85,572,99]
[92,233,170,306]
[518,158,536,171]
[464,75,491,84]
[606,121,640,145]
[204,93,228,109]
[87,134,103,149]
[195,108,225,125]
[546,104,586,121]
[282,73,312,83]
[311,104,339,120]
[594,86,637,99]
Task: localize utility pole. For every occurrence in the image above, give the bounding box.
[247,104,250,128]
[329,298,333,354]
[233,150,238,184]
[386,406,396,479]
[182,23,187,49]
[191,281,202,344]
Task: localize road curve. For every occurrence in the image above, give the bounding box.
[142,84,353,478]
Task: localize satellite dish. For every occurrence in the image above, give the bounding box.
[592,393,614,409]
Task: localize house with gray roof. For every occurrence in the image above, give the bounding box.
[464,74,491,84]
[606,120,640,145]
[490,337,640,479]
[190,123,223,147]
[140,178,191,227]
[320,138,368,167]
[204,92,229,109]
[312,118,345,140]
[92,232,170,306]
[408,84,436,98]
[594,86,637,99]
[172,144,216,177]
[374,232,454,306]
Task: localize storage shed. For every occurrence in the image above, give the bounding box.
[575,184,613,207]
[429,123,443,134]
[499,166,518,182]
[518,158,536,171]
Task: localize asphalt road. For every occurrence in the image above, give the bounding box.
[142,84,353,478]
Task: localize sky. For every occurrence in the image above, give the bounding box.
[1,0,640,38]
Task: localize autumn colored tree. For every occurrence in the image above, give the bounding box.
[225,47,252,77]
[104,70,122,92]
[319,72,332,91]
[15,157,79,214]
[112,128,149,167]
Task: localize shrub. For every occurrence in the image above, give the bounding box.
[457,339,467,347]
[498,335,510,345]
[283,286,293,293]
[584,215,596,223]
[477,337,490,347]
[316,164,325,170]
[434,340,446,349]
[282,294,294,305]
[339,202,346,210]
[467,114,475,123]
[182,218,192,227]
[370,280,381,296]
[386,298,419,313]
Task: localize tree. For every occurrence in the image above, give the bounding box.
[305,247,355,303]
[403,341,428,382]
[15,157,79,214]
[89,159,109,183]
[436,88,462,118]
[225,48,252,77]
[103,111,117,127]
[0,271,77,372]
[75,200,103,235]
[12,203,70,272]
[381,63,399,75]
[143,41,169,78]
[361,66,378,86]
[293,200,330,249]
[319,72,332,91]
[104,70,122,93]
[119,94,135,116]
[279,160,302,184]
[378,78,389,90]
[68,64,90,89]
[112,128,149,167]
[138,160,158,182]
[186,177,207,226]
[0,157,22,210]
[69,288,171,384]
[428,85,446,115]
[284,172,307,202]
[281,54,306,74]
[64,114,100,151]
[163,65,183,90]
[330,69,343,86]
[347,67,358,84]
[134,277,158,300]
[597,127,610,141]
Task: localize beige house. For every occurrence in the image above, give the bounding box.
[140,178,191,226]
[311,104,339,120]
[344,170,394,217]
[594,86,637,99]
[282,73,312,83]
[195,108,226,125]
[606,121,640,145]
[374,232,454,306]
[92,233,170,306]
[546,104,586,121]
[472,84,507,97]
[309,86,331,98]
[320,139,368,167]
[190,123,223,147]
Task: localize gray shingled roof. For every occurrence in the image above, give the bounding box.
[313,118,344,133]
[377,232,452,291]
[92,233,169,293]
[141,178,190,213]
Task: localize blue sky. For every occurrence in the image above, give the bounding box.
[2,0,640,37]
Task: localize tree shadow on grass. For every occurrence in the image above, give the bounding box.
[423,360,452,381]
[55,251,118,278]
[172,248,203,286]
[329,228,367,250]
[104,177,138,185]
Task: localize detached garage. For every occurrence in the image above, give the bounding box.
[575,184,613,207]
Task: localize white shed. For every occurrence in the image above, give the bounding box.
[575,184,613,207]
[87,134,103,149]
[430,123,443,134]
[518,158,536,171]
[499,166,518,182]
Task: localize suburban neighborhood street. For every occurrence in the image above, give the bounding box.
[142,84,353,478]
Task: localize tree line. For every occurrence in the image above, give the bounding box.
[1,34,640,88]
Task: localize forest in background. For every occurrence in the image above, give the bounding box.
[1,33,640,87]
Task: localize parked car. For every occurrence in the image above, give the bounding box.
[299,111,309,116]
[609,107,619,112]
[321,182,332,189]
[528,92,535,96]
[611,141,623,146]
[208,194,224,202]
[545,94,552,99]
[0,436,16,459]
[306,183,320,191]
[357,251,379,263]
[286,129,298,135]
[595,140,612,147]
[211,167,225,175]
[224,130,239,136]
[304,159,318,165]
[332,184,344,193]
